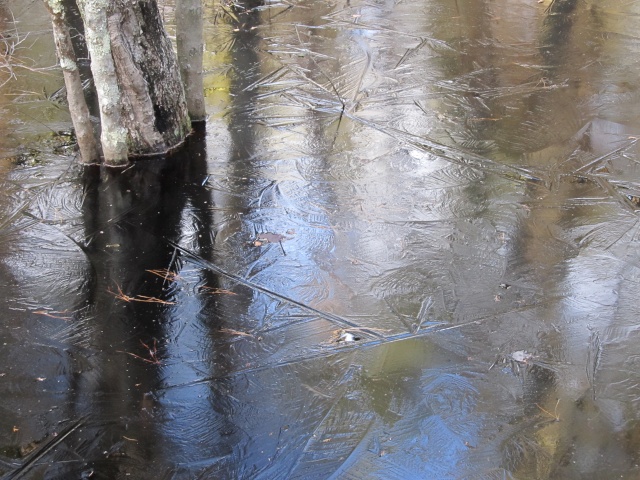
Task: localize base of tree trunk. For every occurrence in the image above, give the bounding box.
[50,0,193,166]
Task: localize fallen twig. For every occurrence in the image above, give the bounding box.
[146,268,180,283]
[33,309,72,320]
[536,399,560,421]
[108,284,176,304]
[219,328,253,337]
[199,285,237,295]
[118,339,162,365]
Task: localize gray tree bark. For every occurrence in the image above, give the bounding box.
[106,0,191,155]
[176,0,206,122]
[43,0,100,164]
[77,0,129,165]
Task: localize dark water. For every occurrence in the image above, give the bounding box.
[2,0,640,478]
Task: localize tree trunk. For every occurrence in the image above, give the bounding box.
[176,0,206,122]
[106,0,191,155]
[47,0,192,166]
[43,0,100,164]
[77,0,129,165]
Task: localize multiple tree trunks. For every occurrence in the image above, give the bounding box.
[44,0,198,166]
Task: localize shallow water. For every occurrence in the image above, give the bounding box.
[2,0,640,478]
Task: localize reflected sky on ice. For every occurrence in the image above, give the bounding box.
[2,0,640,477]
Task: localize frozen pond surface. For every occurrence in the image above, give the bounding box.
[2,0,640,478]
